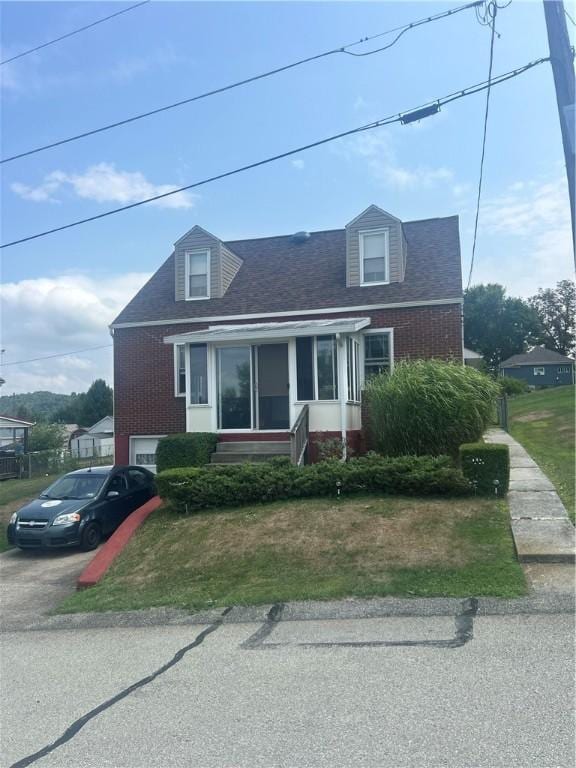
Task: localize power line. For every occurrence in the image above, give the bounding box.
[564,7,576,27]
[0,0,483,165]
[467,1,497,290]
[1,56,549,250]
[0,1,150,66]
[0,345,113,367]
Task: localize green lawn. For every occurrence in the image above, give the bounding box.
[508,385,575,521]
[0,474,59,552]
[58,494,526,614]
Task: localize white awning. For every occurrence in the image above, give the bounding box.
[164,317,371,345]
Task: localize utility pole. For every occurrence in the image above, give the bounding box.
[543,0,576,262]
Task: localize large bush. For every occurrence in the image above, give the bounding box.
[364,360,500,457]
[499,376,529,397]
[157,454,471,512]
[156,433,218,473]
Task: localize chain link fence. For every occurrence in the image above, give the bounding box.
[14,450,113,480]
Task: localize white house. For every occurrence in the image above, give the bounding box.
[70,416,114,459]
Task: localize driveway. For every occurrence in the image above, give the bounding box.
[0,547,96,632]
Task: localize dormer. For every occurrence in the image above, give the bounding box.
[174,225,242,302]
[345,205,407,287]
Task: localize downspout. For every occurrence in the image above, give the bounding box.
[337,333,347,462]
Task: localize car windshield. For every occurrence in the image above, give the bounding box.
[40,474,106,500]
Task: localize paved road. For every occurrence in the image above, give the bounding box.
[1,608,574,767]
[0,547,95,632]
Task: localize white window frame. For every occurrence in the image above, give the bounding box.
[359,228,390,287]
[558,366,570,374]
[129,435,166,473]
[361,329,394,386]
[346,337,361,403]
[174,344,186,397]
[189,343,210,407]
[533,366,545,376]
[185,248,210,300]
[294,335,340,403]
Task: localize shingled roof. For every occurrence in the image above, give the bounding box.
[112,215,462,326]
[500,346,575,368]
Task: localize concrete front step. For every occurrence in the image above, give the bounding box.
[211,453,290,464]
[215,441,290,454]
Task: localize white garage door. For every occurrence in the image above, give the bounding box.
[130,436,164,473]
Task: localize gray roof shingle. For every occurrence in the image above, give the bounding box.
[112,216,462,325]
[500,347,575,367]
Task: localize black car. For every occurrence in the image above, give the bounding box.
[7,465,156,551]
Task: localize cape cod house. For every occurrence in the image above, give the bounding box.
[111,205,463,470]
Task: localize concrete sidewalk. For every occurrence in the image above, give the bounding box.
[485,428,575,563]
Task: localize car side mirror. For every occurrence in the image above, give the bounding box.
[107,490,120,498]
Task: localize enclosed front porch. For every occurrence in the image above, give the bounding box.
[165,317,392,462]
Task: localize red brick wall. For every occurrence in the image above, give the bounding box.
[113,303,462,456]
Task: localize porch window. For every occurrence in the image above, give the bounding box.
[190,344,208,404]
[175,345,186,396]
[316,335,338,400]
[186,249,210,299]
[360,229,389,285]
[296,335,338,401]
[558,366,570,373]
[347,338,360,402]
[364,332,391,380]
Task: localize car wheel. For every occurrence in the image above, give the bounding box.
[80,522,101,551]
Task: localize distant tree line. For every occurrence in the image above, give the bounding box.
[464,279,575,374]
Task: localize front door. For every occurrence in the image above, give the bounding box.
[255,343,289,430]
[217,346,252,430]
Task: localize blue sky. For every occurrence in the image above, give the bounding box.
[1,0,573,395]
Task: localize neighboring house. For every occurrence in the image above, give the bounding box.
[499,346,575,388]
[111,205,463,470]
[463,347,484,369]
[0,415,34,453]
[70,416,114,458]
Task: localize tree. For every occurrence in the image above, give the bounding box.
[28,423,66,452]
[529,279,575,356]
[464,284,542,373]
[76,379,113,427]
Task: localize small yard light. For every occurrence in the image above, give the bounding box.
[493,479,500,497]
[336,480,342,498]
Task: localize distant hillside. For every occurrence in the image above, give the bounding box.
[0,391,76,422]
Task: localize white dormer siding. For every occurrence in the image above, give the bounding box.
[346,205,406,287]
[174,225,242,301]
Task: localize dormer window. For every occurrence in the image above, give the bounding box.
[360,229,389,285]
[185,249,210,300]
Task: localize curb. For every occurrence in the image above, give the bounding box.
[77,496,162,590]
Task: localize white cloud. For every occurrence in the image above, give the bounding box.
[291,158,305,170]
[0,272,151,395]
[11,163,197,209]
[339,132,454,190]
[468,176,573,296]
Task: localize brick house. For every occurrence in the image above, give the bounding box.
[111,205,463,469]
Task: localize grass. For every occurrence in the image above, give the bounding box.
[58,494,526,614]
[508,385,575,521]
[0,474,59,552]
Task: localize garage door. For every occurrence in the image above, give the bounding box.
[130,436,164,473]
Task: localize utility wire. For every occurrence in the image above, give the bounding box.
[466,1,497,290]
[1,56,549,251]
[1,0,482,164]
[565,7,576,27]
[0,1,150,66]
[0,345,113,367]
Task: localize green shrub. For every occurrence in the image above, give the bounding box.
[156,433,218,473]
[364,360,500,457]
[156,454,471,511]
[499,376,529,396]
[459,443,510,496]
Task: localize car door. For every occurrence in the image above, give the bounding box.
[127,468,152,510]
[101,471,131,534]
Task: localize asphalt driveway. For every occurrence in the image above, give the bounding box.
[0,547,96,632]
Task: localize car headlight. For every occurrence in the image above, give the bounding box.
[9,512,17,525]
[52,512,81,526]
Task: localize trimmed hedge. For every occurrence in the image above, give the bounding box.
[157,454,472,512]
[156,433,218,474]
[459,443,510,496]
